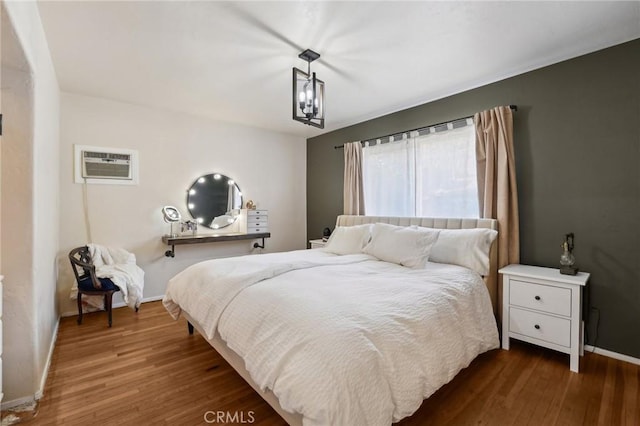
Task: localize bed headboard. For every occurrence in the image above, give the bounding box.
[335,215,499,317]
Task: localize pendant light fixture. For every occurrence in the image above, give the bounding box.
[292,49,325,129]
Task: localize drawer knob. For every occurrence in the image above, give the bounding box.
[534,295,541,301]
[534,324,540,330]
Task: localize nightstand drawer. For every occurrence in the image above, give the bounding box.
[510,279,571,317]
[510,307,571,347]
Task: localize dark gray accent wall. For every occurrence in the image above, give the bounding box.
[307,39,640,359]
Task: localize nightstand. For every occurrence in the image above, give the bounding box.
[499,264,590,372]
[309,239,327,249]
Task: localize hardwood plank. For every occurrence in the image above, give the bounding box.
[622,361,640,425]
[15,301,638,426]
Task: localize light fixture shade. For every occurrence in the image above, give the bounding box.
[292,67,325,129]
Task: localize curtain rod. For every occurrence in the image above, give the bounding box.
[334,104,518,149]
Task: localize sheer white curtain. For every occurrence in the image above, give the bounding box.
[362,122,478,218]
[415,124,478,218]
[362,137,415,216]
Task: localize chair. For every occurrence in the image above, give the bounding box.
[69,246,122,327]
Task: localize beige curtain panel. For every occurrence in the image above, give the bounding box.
[475,105,520,270]
[343,141,365,215]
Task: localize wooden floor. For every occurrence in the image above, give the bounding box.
[25,301,639,426]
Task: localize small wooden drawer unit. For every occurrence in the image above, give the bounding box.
[246,209,269,234]
[499,264,590,372]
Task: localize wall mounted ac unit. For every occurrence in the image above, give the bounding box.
[74,145,139,185]
[82,151,132,180]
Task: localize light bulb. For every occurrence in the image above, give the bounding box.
[189,189,196,195]
[213,174,221,180]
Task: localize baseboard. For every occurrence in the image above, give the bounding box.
[584,345,640,366]
[112,294,165,309]
[1,394,36,411]
[60,294,165,317]
[35,317,60,400]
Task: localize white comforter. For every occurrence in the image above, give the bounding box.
[163,250,499,426]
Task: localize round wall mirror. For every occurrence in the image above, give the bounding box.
[186,173,243,229]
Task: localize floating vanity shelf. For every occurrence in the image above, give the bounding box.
[162,232,271,257]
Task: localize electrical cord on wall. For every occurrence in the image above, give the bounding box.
[588,306,600,353]
[82,178,93,243]
[583,282,600,354]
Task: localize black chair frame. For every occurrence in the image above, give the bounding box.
[69,246,124,327]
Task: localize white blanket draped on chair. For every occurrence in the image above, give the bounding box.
[70,244,144,311]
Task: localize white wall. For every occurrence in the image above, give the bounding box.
[1,0,60,405]
[1,19,36,405]
[58,93,307,315]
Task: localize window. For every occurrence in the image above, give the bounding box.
[362,138,415,216]
[362,121,478,218]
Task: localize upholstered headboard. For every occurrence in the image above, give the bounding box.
[335,215,499,317]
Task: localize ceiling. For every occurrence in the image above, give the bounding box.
[37,1,640,138]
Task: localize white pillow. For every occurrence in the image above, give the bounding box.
[363,223,440,268]
[428,228,498,275]
[323,224,372,255]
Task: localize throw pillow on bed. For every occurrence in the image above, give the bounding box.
[363,223,440,268]
[323,224,373,255]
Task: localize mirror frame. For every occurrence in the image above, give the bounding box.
[186,173,243,230]
[162,206,182,223]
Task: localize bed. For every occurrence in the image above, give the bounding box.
[163,215,500,426]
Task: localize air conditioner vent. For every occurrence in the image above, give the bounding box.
[74,145,139,185]
[82,151,132,179]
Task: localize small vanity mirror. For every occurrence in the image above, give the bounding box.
[186,173,243,229]
[162,205,182,237]
[162,206,182,223]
